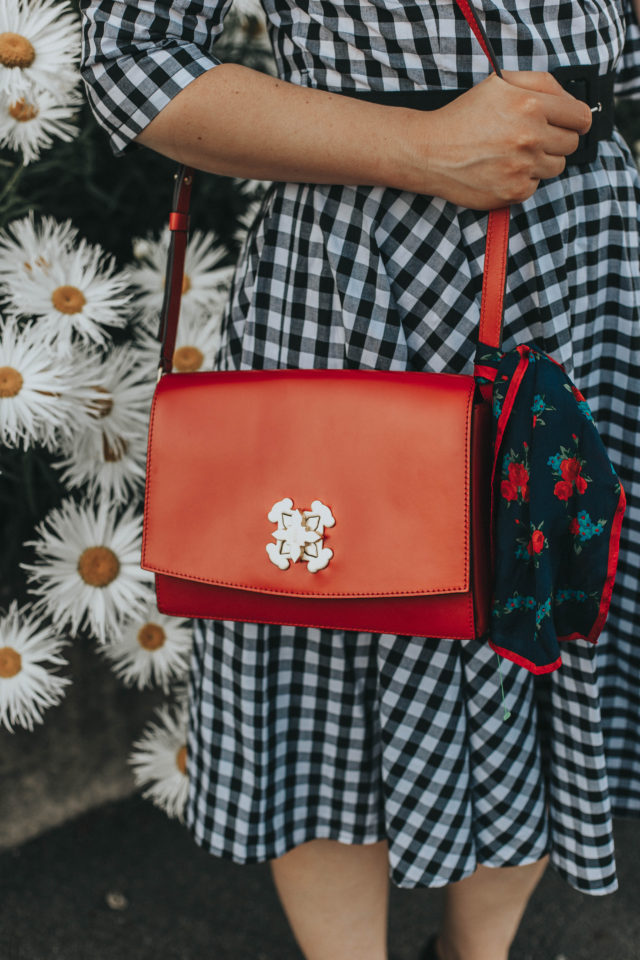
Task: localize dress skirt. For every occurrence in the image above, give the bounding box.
[184,132,640,896]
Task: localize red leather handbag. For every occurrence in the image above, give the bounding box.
[140,180,509,640]
[140,0,509,640]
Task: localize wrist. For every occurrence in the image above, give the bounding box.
[382,106,445,197]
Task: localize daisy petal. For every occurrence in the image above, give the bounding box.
[128,703,190,820]
[0,599,71,732]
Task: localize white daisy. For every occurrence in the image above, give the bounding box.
[20,494,156,644]
[2,234,133,358]
[0,0,80,102]
[233,0,265,19]
[127,225,234,331]
[0,314,105,451]
[53,419,149,506]
[82,341,153,448]
[132,309,222,375]
[0,84,82,165]
[0,598,71,732]
[168,679,189,709]
[233,193,266,248]
[128,703,189,820]
[0,210,80,286]
[98,600,192,692]
[51,342,153,503]
[234,176,270,197]
[230,0,270,49]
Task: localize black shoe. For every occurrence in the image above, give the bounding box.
[418,933,441,960]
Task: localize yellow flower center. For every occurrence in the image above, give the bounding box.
[0,32,36,69]
[102,435,127,462]
[0,366,23,398]
[0,646,21,678]
[9,98,38,122]
[162,273,191,294]
[51,285,86,315]
[88,385,113,419]
[173,345,204,372]
[77,546,120,587]
[137,623,166,651]
[244,17,266,40]
[176,744,188,776]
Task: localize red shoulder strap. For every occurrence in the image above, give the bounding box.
[453,0,509,357]
[454,0,502,77]
[156,166,193,378]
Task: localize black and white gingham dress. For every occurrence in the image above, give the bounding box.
[80,0,640,895]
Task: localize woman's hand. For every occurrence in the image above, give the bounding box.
[405,71,593,209]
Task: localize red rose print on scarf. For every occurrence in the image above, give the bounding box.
[554,480,573,501]
[501,446,531,505]
[548,438,591,505]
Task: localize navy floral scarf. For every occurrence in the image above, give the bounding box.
[478,344,625,675]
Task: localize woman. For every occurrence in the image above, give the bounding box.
[79,2,640,959]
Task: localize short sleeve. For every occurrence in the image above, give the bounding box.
[615,0,640,100]
[79,0,233,157]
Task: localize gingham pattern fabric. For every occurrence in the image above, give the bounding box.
[616,0,640,96]
[79,1,640,894]
[187,620,618,892]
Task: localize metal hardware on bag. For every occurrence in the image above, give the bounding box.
[591,102,602,113]
[169,211,190,232]
[267,498,335,572]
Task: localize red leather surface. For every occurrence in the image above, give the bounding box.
[154,572,478,640]
[470,396,492,635]
[478,206,510,350]
[142,369,476,599]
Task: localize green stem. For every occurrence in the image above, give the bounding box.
[0,160,25,211]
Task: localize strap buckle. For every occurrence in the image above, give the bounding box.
[552,65,615,165]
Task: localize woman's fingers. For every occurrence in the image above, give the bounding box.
[539,124,581,157]
[532,88,592,134]
[500,70,593,134]
[500,69,573,98]
[532,153,567,181]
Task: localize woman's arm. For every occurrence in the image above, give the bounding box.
[134,62,591,211]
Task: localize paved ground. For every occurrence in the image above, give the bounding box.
[0,796,638,960]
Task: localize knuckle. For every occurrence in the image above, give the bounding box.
[505,156,532,181]
[520,94,542,117]
[542,70,562,92]
[513,129,540,152]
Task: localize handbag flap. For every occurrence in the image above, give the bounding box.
[141,370,476,598]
